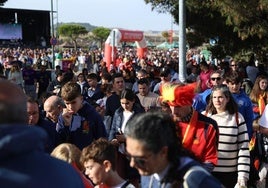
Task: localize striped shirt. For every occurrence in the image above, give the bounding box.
[207,111,250,180]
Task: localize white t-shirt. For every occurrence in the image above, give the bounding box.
[121,111,133,133]
[259,104,268,128]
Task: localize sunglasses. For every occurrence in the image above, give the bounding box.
[211,77,221,81]
[125,153,152,167]
[230,64,238,67]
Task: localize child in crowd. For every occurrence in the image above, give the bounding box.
[51,143,94,188]
[80,138,135,188]
[56,81,107,150]
[225,71,254,139]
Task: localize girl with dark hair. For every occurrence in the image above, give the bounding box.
[108,89,144,187]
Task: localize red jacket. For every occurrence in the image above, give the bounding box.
[177,111,218,166]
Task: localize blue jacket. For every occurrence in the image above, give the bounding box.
[0,125,84,188]
[232,90,254,139]
[192,88,212,112]
[36,117,58,153]
[57,101,107,150]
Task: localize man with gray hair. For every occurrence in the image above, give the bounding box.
[0,80,84,188]
[43,95,65,124]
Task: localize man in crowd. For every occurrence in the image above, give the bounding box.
[193,70,224,112]
[0,80,84,188]
[124,111,222,187]
[161,82,219,172]
[136,78,160,111]
[105,73,126,118]
[43,95,65,124]
[132,69,148,94]
[27,97,57,153]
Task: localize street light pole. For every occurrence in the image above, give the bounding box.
[178,0,186,82]
[56,0,59,38]
[51,0,55,69]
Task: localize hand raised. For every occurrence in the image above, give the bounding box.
[62,108,73,126]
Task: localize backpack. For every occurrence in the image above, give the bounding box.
[178,161,223,188]
[256,133,268,163]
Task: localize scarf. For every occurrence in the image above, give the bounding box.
[258,93,266,115]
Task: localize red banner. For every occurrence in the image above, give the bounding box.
[119,30,143,42]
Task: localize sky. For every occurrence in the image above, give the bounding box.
[3,0,176,32]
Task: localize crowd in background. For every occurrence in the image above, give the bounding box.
[1,45,268,187]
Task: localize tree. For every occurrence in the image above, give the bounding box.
[0,0,8,6]
[143,0,268,60]
[58,24,88,50]
[161,31,169,42]
[90,27,111,49]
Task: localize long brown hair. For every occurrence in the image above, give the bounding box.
[249,75,268,104]
[205,84,238,115]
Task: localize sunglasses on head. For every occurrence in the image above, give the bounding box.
[211,77,221,81]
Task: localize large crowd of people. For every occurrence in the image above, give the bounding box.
[0,45,268,188]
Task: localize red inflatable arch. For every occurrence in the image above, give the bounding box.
[104,28,147,71]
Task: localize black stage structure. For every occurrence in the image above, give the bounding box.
[0,7,51,48]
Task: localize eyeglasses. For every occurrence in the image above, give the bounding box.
[211,77,221,81]
[126,154,146,167]
[230,64,238,67]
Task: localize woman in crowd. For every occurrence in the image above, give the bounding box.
[8,62,24,89]
[204,84,250,188]
[108,89,144,187]
[249,74,268,123]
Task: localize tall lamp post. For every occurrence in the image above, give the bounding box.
[178,0,186,82]
[51,0,55,69]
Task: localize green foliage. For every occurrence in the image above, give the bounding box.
[0,0,8,5]
[91,27,111,48]
[91,27,111,41]
[57,22,96,31]
[161,31,169,41]
[58,24,88,50]
[58,24,88,38]
[143,0,268,60]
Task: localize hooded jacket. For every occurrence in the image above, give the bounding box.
[0,124,84,188]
